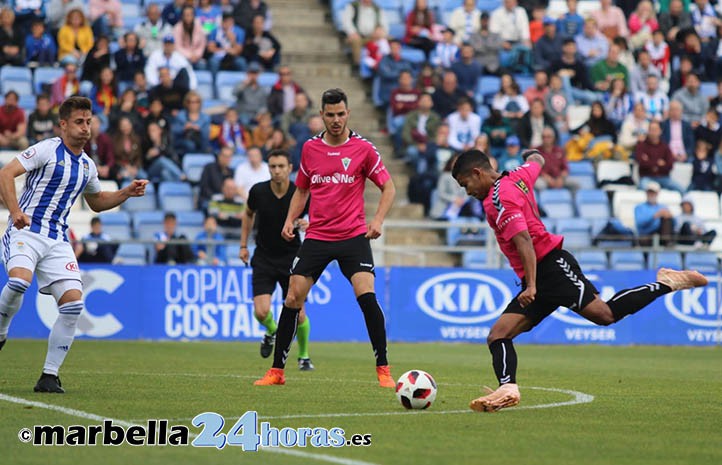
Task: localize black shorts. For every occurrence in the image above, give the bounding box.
[251,251,295,298]
[291,234,375,282]
[503,248,599,328]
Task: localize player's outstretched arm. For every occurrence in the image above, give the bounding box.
[511,230,538,308]
[521,150,545,168]
[0,159,30,229]
[366,179,396,239]
[84,179,149,212]
[282,187,310,241]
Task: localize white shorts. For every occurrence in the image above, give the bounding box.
[2,228,81,294]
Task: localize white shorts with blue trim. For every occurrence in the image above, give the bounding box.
[2,228,81,294]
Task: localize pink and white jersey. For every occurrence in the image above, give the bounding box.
[296,130,391,241]
[483,162,564,279]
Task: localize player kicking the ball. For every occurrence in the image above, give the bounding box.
[0,97,148,393]
[452,149,708,412]
[254,88,396,387]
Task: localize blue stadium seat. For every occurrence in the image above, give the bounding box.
[158,182,194,212]
[476,76,500,106]
[216,71,246,102]
[0,66,32,82]
[400,46,426,64]
[121,182,157,212]
[230,155,247,169]
[568,161,596,190]
[685,252,719,273]
[182,153,215,183]
[195,70,215,100]
[569,161,595,176]
[652,251,683,269]
[700,81,717,99]
[539,189,575,218]
[113,243,147,265]
[610,251,646,271]
[98,211,132,241]
[381,8,403,25]
[121,3,141,18]
[258,72,279,88]
[575,189,610,219]
[388,22,406,40]
[133,211,166,240]
[18,94,36,113]
[462,250,489,269]
[477,0,502,11]
[557,218,592,248]
[541,217,557,233]
[374,0,402,9]
[569,173,596,190]
[176,211,206,240]
[477,104,491,121]
[33,66,64,94]
[515,75,535,93]
[446,219,485,245]
[577,251,608,270]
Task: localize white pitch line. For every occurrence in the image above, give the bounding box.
[0,393,380,465]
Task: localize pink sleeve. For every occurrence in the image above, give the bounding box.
[366,146,391,187]
[520,161,542,185]
[296,160,310,189]
[495,189,528,242]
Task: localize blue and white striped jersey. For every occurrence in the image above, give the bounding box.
[13,137,101,242]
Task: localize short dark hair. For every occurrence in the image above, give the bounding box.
[562,38,576,46]
[321,88,348,109]
[164,212,177,221]
[91,216,101,226]
[267,148,291,163]
[4,90,18,100]
[58,96,92,121]
[36,93,50,103]
[451,150,493,179]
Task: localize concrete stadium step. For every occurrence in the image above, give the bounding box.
[291,65,353,79]
[383,252,458,267]
[274,35,343,53]
[384,228,442,246]
[284,52,350,65]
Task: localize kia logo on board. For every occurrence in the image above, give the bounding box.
[665,282,721,327]
[415,272,510,324]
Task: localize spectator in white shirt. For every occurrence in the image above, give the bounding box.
[144,35,197,89]
[635,74,669,121]
[234,146,270,200]
[446,97,481,152]
[489,0,531,71]
[447,0,480,45]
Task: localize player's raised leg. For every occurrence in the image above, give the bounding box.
[350,271,394,388]
[254,274,314,385]
[35,280,86,393]
[0,267,33,351]
[469,313,531,412]
[253,294,277,358]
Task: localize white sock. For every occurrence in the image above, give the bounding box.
[43,301,83,376]
[0,277,30,340]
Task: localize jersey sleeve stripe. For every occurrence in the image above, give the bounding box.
[354,132,384,176]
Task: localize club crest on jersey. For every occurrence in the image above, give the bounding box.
[57,159,65,167]
[341,157,351,171]
[82,159,90,175]
[514,180,529,194]
[21,148,36,159]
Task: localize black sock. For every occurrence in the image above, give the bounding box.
[357,292,388,366]
[607,282,672,322]
[272,305,300,369]
[489,339,517,385]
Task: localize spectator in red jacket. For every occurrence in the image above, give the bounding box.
[267,65,305,118]
[404,0,436,60]
[0,91,28,150]
[636,120,684,192]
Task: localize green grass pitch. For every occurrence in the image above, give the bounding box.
[1,340,720,465]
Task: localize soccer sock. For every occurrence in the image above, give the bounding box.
[296,316,310,360]
[258,312,277,336]
[272,305,299,369]
[606,282,672,322]
[43,301,83,376]
[0,277,30,340]
[489,338,517,385]
[357,292,389,366]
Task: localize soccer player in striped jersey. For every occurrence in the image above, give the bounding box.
[254,88,396,387]
[0,97,148,393]
[452,149,708,412]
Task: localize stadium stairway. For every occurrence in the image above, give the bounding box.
[270,0,455,266]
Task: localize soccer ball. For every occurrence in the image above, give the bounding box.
[395,370,437,410]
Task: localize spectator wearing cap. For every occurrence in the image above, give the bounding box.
[431,27,459,69]
[51,55,81,108]
[0,91,28,150]
[497,135,523,171]
[207,12,246,74]
[173,5,207,69]
[448,0,480,45]
[377,39,413,108]
[451,43,482,97]
[533,17,563,70]
[233,62,269,125]
[469,12,502,75]
[634,181,674,243]
[135,2,174,58]
[446,97,481,152]
[672,72,709,127]
[677,195,717,246]
[557,0,585,39]
[57,7,94,62]
[575,18,609,68]
[145,34,197,90]
[637,120,684,192]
